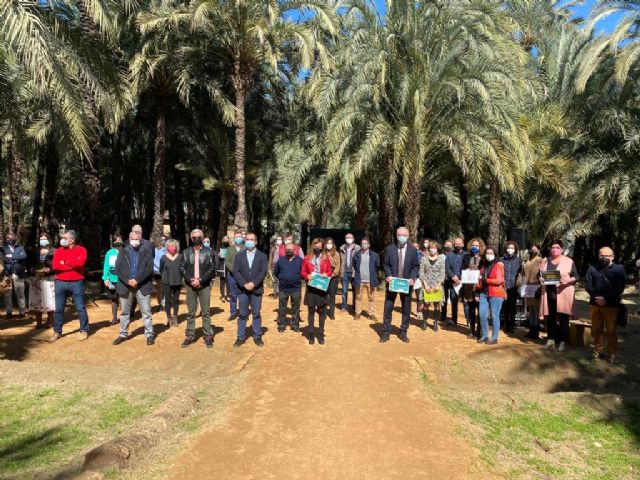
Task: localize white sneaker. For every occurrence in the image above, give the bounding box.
[544,339,555,350]
[557,342,566,352]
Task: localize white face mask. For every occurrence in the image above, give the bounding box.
[60,238,69,247]
[326,243,333,250]
[429,248,438,256]
[130,240,141,248]
[506,248,515,255]
[284,239,292,245]
[346,238,354,245]
[486,254,495,262]
[276,239,283,246]
[423,243,429,249]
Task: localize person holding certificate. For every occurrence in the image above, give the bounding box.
[381,226,420,343]
[461,238,485,339]
[523,245,543,339]
[419,242,446,331]
[302,238,332,345]
[477,246,506,345]
[539,240,578,352]
[324,238,342,320]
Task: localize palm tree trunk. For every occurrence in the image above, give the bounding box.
[151,95,167,242]
[42,139,59,239]
[173,167,186,248]
[218,189,231,242]
[355,180,368,232]
[232,55,250,231]
[28,146,46,248]
[378,153,397,249]
[404,171,422,241]
[0,138,5,245]
[460,175,470,239]
[488,178,501,248]
[7,141,23,234]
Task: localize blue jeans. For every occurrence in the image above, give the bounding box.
[237,292,263,341]
[227,273,240,316]
[341,273,355,309]
[53,280,89,334]
[479,292,503,341]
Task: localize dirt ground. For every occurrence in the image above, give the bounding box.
[1,285,639,479]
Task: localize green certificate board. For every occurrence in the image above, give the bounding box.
[309,273,330,291]
[389,277,410,294]
[423,288,444,303]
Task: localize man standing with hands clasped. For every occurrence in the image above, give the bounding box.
[381,226,420,343]
[233,233,268,347]
[585,246,626,365]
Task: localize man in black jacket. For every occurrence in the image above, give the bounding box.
[585,246,626,364]
[381,226,420,343]
[180,229,216,348]
[113,231,155,345]
[233,233,268,347]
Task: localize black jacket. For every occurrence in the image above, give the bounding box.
[233,249,268,295]
[585,263,626,306]
[180,246,216,288]
[114,246,154,296]
[383,243,420,281]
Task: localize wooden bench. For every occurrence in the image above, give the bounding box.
[569,320,592,347]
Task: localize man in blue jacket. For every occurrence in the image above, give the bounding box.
[274,243,304,332]
[381,226,420,343]
[2,232,27,318]
[233,233,268,347]
[444,237,466,325]
[353,237,380,321]
[585,246,626,364]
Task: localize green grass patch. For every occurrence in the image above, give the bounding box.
[427,381,640,479]
[0,385,165,479]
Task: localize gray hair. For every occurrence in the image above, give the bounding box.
[132,224,143,234]
[396,226,409,235]
[65,230,78,241]
[190,229,203,237]
[165,238,180,253]
[129,231,141,240]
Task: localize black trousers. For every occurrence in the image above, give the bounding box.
[278,289,301,328]
[382,289,412,335]
[442,281,460,324]
[464,300,480,336]
[327,277,339,318]
[164,284,181,317]
[219,276,228,297]
[546,296,570,343]
[308,306,327,336]
[502,287,519,331]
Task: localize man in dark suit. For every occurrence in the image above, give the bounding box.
[381,226,420,343]
[232,232,268,347]
[113,231,155,345]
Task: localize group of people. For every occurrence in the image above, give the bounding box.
[0,225,627,362]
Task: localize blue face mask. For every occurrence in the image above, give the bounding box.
[39,240,49,247]
[203,242,210,248]
[245,240,255,250]
[234,237,244,245]
[471,246,480,255]
[397,235,408,245]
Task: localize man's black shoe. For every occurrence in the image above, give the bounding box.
[147,336,155,346]
[182,336,195,348]
[398,334,410,343]
[204,335,214,348]
[112,336,126,346]
[379,334,390,343]
[308,335,315,345]
[254,337,264,347]
[291,326,300,332]
[317,336,325,345]
[233,338,245,348]
[228,314,238,321]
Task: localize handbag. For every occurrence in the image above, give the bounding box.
[617,304,628,328]
[0,274,12,294]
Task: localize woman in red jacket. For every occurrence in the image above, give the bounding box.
[477,246,506,345]
[302,238,332,345]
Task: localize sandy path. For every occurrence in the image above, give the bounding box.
[169,294,492,480]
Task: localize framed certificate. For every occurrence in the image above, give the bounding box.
[389,277,410,294]
[461,269,481,285]
[308,273,330,291]
[541,270,561,286]
[423,288,444,303]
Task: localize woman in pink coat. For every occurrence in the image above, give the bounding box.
[539,240,578,352]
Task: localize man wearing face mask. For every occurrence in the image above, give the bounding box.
[113,231,155,346]
[51,230,90,340]
[180,229,216,348]
[501,240,523,334]
[225,231,245,320]
[232,233,268,347]
[585,247,626,364]
[128,224,154,255]
[444,237,466,325]
[353,237,380,321]
[339,232,360,313]
[274,242,304,332]
[2,232,28,319]
[381,226,420,343]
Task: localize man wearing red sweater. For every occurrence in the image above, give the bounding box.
[51,230,90,340]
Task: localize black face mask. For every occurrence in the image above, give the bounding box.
[192,238,203,246]
[222,241,230,248]
[114,242,123,248]
[313,247,322,255]
[599,257,611,268]
[455,245,463,251]
[286,250,295,258]
[444,246,453,252]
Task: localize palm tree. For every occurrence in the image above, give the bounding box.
[185,0,338,231]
